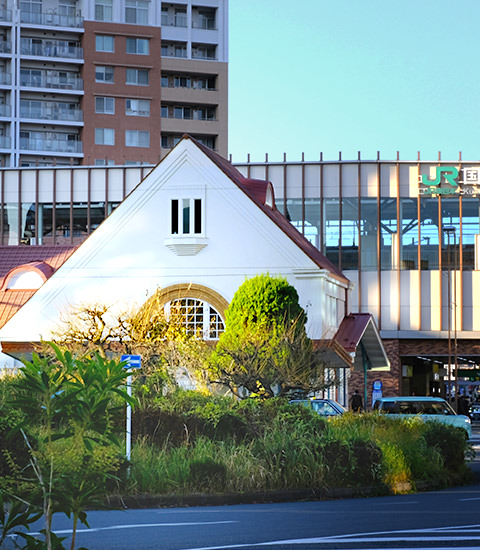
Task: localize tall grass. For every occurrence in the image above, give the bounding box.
[118,398,473,497]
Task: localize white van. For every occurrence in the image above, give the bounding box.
[372,396,472,438]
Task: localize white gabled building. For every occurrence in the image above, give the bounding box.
[0,136,389,404]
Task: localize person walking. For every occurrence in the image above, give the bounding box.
[350,389,363,412]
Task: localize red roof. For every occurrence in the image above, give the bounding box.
[0,246,77,329]
[185,135,348,284]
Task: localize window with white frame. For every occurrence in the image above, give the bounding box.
[125,130,150,147]
[171,198,202,235]
[95,159,115,166]
[95,96,115,114]
[126,99,150,116]
[126,37,149,55]
[95,0,112,21]
[166,298,224,340]
[95,128,114,145]
[126,68,149,86]
[95,65,114,83]
[125,0,149,24]
[96,35,114,52]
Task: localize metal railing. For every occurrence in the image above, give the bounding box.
[0,73,11,86]
[0,104,11,117]
[20,73,83,91]
[20,137,83,153]
[20,105,83,122]
[20,39,83,59]
[20,10,84,28]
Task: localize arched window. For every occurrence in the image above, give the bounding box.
[165,298,224,340]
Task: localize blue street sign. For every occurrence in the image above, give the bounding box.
[121,354,142,369]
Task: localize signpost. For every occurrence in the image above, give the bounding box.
[121,354,141,462]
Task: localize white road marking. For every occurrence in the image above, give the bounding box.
[181,524,480,550]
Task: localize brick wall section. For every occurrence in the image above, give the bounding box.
[348,339,401,410]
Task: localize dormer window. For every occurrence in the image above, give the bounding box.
[165,195,208,256]
[171,198,202,235]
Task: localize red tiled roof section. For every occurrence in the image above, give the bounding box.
[185,135,347,283]
[0,246,77,329]
[334,313,372,352]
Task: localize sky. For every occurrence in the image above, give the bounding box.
[228,0,480,163]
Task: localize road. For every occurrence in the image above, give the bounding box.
[9,425,480,550]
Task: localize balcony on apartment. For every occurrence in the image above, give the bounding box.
[19,135,83,155]
[20,9,84,29]
[0,104,11,117]
[0,41,12,55]
[20,38,83,61]
[0,9,12,25]
[20,100,83,124]
[20,71,83,92]
[161,73,219,103]
[0,72,12,86]
[0,135,11,149]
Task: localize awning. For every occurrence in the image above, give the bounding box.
[334,313,390,372]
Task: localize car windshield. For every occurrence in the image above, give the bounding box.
[380,400,455,415]
[311,401,339,415]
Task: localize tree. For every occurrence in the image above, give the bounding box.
[6,343,135,550]
[50,292,213,400]
[211,274,335,398]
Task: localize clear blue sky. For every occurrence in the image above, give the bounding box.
[228,0,480,163]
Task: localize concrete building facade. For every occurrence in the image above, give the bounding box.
[0,0,228,167]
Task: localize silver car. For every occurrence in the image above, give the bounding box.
[289,398,347,417]
[373,396,472,438]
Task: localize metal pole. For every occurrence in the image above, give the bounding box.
[126,373,132,461]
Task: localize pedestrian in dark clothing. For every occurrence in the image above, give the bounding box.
[350,389,363,412]
[458,394,470,418]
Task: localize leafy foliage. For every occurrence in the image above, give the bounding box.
[211,274,333,398]
[3,343,135,550]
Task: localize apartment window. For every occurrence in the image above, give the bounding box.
[171,198,202,235]
[95,128,115,145]
[174,106,191,119]
[161,135,169,148]
[161,75,169,87]
[95,159,115,166]
[161,106,168,118]
[95,65,114,83]
[95,97,115,114]
[126,99,150,116]
[126,68,149,86]
[174,76,191,88]
[125,0,149,24]
[126,37,149,55]
[96,35,114,52]
[125,130,150,147]
[95,0,113,21]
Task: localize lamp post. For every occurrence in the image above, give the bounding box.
[443,226,457,409]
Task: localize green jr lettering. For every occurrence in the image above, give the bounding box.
[421,166,459,187]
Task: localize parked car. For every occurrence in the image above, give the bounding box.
[372,396,472,438]
[470,402,480,421]
[289,398,346,417]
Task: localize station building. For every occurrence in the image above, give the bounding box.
[1,148,479,406]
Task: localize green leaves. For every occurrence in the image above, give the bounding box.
[4,342,136,550]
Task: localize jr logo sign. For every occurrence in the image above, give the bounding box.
[418,165,471,196]
[421,166,459,188]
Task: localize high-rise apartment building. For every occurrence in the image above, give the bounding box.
[0,0,228,167]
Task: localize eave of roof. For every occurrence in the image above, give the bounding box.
[334,313,390,371]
